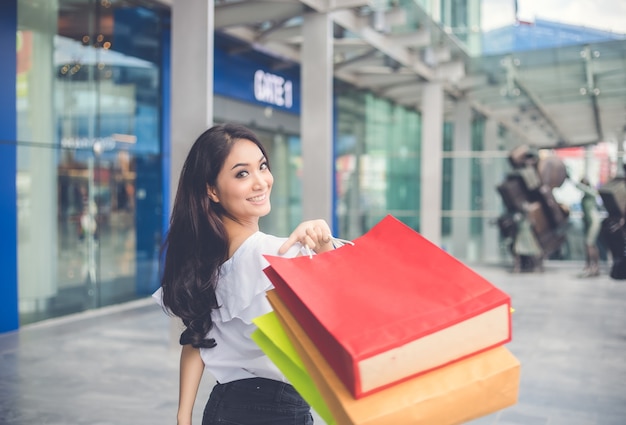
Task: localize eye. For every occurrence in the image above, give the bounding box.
[236,170,249,178]
[260,161,269,170]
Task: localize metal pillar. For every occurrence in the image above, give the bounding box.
[420,82,444,246]
[451,98,472,258]
[300,12,333,223]
[170,0,214,208]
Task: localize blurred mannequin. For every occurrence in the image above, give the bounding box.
[573,177,602,277]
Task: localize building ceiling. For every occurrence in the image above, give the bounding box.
[161,0,626,149]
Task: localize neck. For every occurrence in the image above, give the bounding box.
[222,216,259,258]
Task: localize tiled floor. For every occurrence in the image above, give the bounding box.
[1,261,625,425]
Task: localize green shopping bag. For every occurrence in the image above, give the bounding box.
[252,311,336,425]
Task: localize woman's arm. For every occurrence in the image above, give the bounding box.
[177,344,205,425]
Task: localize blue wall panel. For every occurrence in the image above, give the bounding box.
[0,0,19,333]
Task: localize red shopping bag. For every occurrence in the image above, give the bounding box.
[264,215,512,398]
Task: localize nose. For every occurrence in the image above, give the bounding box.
[252,171,268,190]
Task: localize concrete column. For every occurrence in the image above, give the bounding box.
[481,118,502,263]
[170,0,214,208]
[169,0,214,350]
[300,12,333,223]
[451,98,471,259]
[420,82,444,246]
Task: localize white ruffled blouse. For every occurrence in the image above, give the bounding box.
[154,232,301,384]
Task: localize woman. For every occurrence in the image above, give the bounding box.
[158,123,334,424]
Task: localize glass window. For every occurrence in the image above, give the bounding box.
[335,86,421,239]
[442,117,506,261]
[17,0,168,324]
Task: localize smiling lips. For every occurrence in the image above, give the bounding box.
[248,193,267,203]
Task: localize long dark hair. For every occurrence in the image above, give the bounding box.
[160,123,269,348]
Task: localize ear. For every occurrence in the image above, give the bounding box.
[207,184,219,203]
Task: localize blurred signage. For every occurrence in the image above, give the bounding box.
[253,69,293,108]
[61,137,116,151]
[214,45,300,114]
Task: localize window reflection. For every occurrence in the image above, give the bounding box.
[17,0,167,324]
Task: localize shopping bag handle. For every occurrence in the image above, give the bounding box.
[303,237,355,259]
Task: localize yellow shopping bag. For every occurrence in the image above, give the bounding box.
[251,311,336,425]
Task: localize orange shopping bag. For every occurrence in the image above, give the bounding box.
[267,290,520,425]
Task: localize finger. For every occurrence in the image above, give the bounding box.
[319,227,331,243]
[317,221,332,240]
[312,225,331,244]
[303,234,316,251]
[305,227,319,243]
[307,227,323,251]
[278,233,300,255]
[313,225,328,242]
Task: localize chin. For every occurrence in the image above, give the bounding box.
[259,204,272,217]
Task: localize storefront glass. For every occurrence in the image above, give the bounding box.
[441,117,509,261]
[16,0,168,324]
[335,87,421,240]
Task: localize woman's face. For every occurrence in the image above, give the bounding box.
[208,139,273,224]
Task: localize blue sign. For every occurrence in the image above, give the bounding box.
[214,47,301,114]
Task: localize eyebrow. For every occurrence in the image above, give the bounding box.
[230,155,266,170]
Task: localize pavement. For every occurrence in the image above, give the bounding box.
[1,261,625,425]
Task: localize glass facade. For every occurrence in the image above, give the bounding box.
[442,118,488,242]
[335,85,421,240]
[3,0,624,331]
[12,0,308,328]
[441,118,511,261]
[16,0,168,324]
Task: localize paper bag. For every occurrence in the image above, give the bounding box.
[251,312,336,425]
[268,290,520,425]
[264,215,511,398]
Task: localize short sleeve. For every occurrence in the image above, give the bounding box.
[213,232,301,324]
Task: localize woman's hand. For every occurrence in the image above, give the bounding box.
[279,219,334,255]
